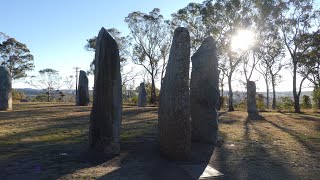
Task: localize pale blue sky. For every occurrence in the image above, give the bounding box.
[1,0,202,88]
[1,0,318,92]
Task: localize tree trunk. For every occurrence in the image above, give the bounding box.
[47,91,50,102]
[228,75,234,111]
[272,80,276,110]
[293,63,301,113]
[150,74,156,104]
[264,76,269,109]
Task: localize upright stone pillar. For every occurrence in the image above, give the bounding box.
[190,37,219,144]
[137,82,147,107]
[247,81,259,119]
[0,67,12,111]
[158,27,191,160]
[77,70,90,106]
[89,27,122,155]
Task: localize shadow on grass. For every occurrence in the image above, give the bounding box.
[97,109,215,179]
[241,117,294,179]
[1,105,215,179]
[0,113,90,179]
[211,113,294,179]
[262,117,320,156]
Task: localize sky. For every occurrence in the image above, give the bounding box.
[1,0,317,92]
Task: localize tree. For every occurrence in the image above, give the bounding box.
[201,0,252,111]
[0,37,34,79]
[28,68,61,102]
[171,2,209,53]
[279,0,319,112]
[301,95,312,108]
[64,75,75,91]
[297,30,320,108]
[12,89,25,101]
[253,0,286,109]
[125,8,171,104]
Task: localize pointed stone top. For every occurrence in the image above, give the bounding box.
[173,27,189,38]
[97,27,117,45]
[192,36,216,59]
[98,27,107,36]
[201,36,216,50]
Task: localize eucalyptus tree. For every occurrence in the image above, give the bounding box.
[171,2,209,54]
[297,30,320,108]
[125,8,171,104]
[28,68,62,102]
[0,37,34,80]
[201,0,254,111]
[279,0,319,112]
[253,0,286,109]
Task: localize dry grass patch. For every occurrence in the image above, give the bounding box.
[214,110,320,179]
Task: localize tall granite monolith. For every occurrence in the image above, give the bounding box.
[190,37,219,144]
[247,81,259,119]
[158,27,191,160]
[77,70,90,106]
[89,27,122,155]
[0,67,12,111]
[137,82,147,107]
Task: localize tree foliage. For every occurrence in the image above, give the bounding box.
[125,8,171,104]
[0,37,34,79]
[85,28,130,74]
[28,68,61,102]
[279,0,319,112]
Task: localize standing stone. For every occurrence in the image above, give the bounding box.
[190,37,219,144]
[158,27,191,160]
[77,70,90,106]
[89,27,122,155]
[137,82,147,107]
[0,67,12,111]
[247,81,259,119]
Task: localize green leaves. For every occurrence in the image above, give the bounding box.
[0,37,34,79]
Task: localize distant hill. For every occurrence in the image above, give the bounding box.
[221,91,313,103]
[14,88,77,98]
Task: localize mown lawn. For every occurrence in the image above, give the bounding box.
[0,102,319,179]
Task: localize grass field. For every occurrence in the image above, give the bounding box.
[0,102,319,179]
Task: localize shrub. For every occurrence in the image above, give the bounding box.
[234,99,246,110]
[218,96,228,110]
[256,93,266,111]
[312,87,320,109]
[277,96,294,110]
[301,95,312,109]
[32,94,48,102]
[12,89,25,101]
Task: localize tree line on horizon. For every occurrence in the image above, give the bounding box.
[1,0,319,112]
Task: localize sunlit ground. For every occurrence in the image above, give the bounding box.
[0,102,319,179]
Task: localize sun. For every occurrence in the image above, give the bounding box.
[231,29,255,52]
